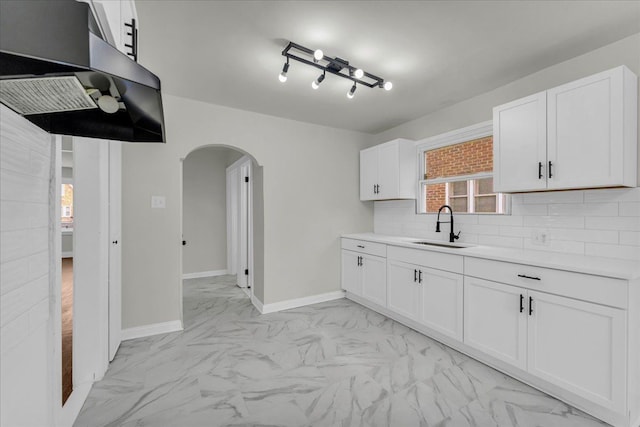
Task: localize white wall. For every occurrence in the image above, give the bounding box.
[373,33,640,262]
[121,96,373,328]
[0,105,53,426]
[182,147,230,275]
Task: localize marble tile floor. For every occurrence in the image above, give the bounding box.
[75,275,611,427]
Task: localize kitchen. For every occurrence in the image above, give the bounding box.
[0,1,639,427]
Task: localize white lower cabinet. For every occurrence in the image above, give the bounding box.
[341,247,386,307]
[386,260,421,321]
[464,276,627,415]
[361,254,387,307]
[463,277,527,370]
[421,267,463,341]
[527,290,626,413]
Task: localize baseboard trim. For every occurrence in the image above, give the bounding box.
[58,382,91,427]
[182,269,227,279]
[61,251,73,258]
[121,320,183,341]
[251,294,264,314]
[259,290,345,314]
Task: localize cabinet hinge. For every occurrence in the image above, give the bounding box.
[245,176,249,183]
[244,269,249,275]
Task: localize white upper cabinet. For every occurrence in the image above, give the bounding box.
[88,0,139,59]
[493,92,547,192]
[360,139,416,201]
[493,66,637,193]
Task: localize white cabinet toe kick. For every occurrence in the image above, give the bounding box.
[341,236,640,427]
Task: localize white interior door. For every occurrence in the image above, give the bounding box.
[226,156,252,288]
[73,138,110,384]
[108,142,122,361]
[226,167,239,275]
[237,160,251,288]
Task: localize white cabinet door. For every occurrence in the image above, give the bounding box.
[377,142,399,200]
[387,260,421,322]
[361,254,387,307]
[420,268,463,341]
[493,91,547,193]
[463,277,527,370]
[527,291,626,413]
[547,68,624,189]
[360,147,378,201]
[341,250,362,296]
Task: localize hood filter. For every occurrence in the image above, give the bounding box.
[0,76,97,115]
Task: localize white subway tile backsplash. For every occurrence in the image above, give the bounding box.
[375,186,640,260]
[524,215,585,229]
[523,190,583,204]
[586,216,640,231]
[478,215,524,226]
[0,258,29,295]
[512,203,547,216]
[478,235,523,249]
[584,188,640,203]
[619,231,640,246]
[28,298,49,332]
[0,313,29,356]
[548,203,618,217]
[585,243,640,261]
[619,202,640,217]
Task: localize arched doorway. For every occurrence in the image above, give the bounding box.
[179,145,264,324]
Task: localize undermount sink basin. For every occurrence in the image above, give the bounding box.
[412,241,468,249]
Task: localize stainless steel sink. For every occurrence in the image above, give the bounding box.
[412,241,468,249]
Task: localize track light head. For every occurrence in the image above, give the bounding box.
[354,68,364,79]
[383,81,393,91]
[311,72,325,90]
[278,62,290,83]
[347,83,357,99]
[313,49,324,62]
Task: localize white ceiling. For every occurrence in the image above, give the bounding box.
[136,1,640,134]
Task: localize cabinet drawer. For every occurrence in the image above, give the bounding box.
[464,257,627,309]
[341,238,386,257]
[388,245,463,274]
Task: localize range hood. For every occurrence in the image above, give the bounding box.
[0,0,165,143]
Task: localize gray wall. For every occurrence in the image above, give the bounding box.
[374,33,640,157]
[121,97,373,328]
[182,147,232,275]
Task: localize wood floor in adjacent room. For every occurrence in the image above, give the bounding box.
[73,275,610,426]
[62,257,73,405]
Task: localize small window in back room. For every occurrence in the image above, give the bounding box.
[61,183,74,229]
[420,136,507,214]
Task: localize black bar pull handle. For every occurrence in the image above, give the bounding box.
[519,294,524,313]
[529,296,534,316]
[418,270,423,284]
[518,274,541,281]
[413,269,417,282]
[357,245,365,248]
[548,161,553,178]
[538,162,543,179]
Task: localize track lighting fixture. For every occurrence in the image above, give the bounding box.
[278,61,289,83]
[279,41,392,98]
[347,83,357,99]
[311,72,325,90]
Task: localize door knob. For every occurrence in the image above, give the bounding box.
[112,240,118,244]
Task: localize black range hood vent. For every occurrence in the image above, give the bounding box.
[0,0,166,143]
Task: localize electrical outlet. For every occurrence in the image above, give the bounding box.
[531,229,549,246]
[151,196,166,209]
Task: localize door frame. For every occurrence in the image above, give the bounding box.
[52,136,112,427]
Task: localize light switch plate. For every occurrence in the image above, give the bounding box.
[151,196,166,209]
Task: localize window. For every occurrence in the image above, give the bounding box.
[61,183,74,229]
[418,126,507,214]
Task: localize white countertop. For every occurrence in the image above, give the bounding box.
[342,233,640,280]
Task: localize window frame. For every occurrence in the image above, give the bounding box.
[416,121,509,215]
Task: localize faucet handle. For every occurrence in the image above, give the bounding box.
[453,231,461,240]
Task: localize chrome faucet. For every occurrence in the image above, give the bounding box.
[436,205,461,243]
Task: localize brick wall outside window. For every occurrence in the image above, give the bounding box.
[425,136,493,212]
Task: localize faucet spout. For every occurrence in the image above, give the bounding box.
[436,205,460,243]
